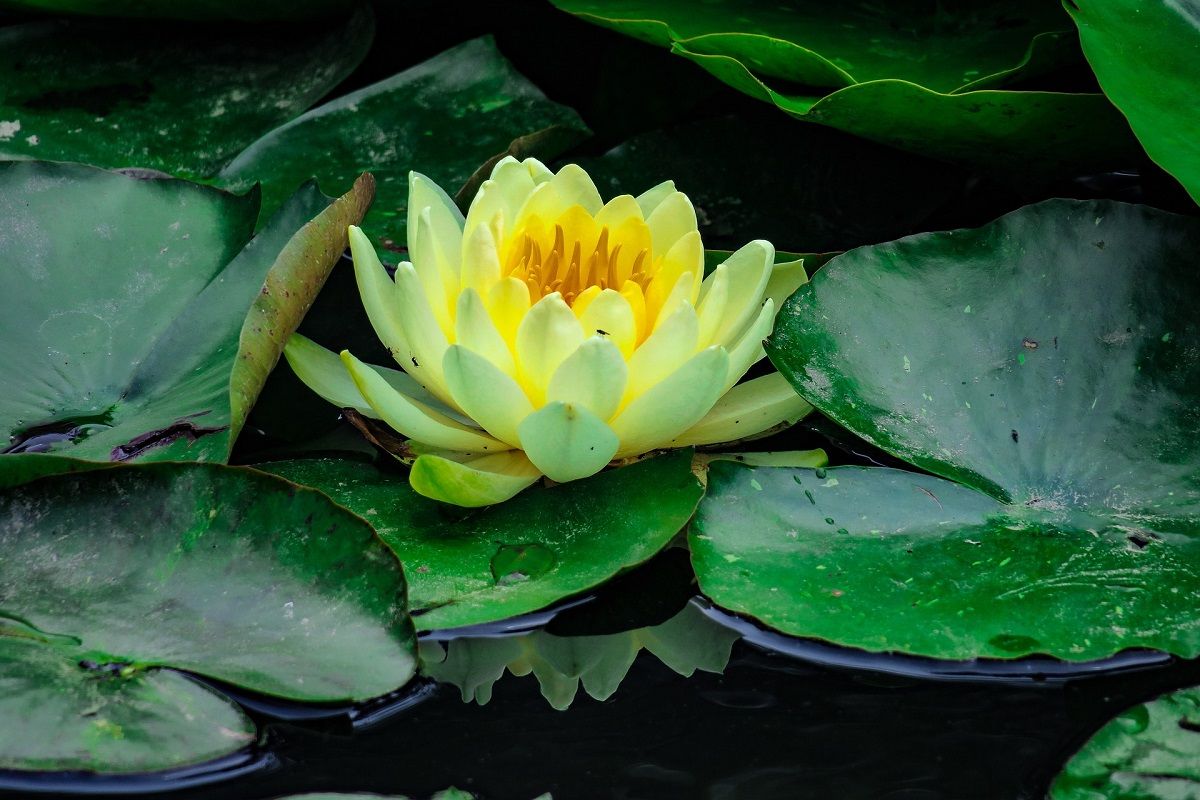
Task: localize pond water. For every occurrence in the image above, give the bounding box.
[5,541,1198,800]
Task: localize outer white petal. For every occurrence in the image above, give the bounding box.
[610,346,730,458]
[394,262,453,403]
[671,372,812,448]
[349,225,409,362]
[707,240,774,348]
[443,344,534,448]
[764,257,810,315]
[456,288,515,377]
[645,191,697,257]
[518,401,620,483]
[721,299,775,392]
[342,351,508,454]
[635,180,676,217]
[407,170,464,257]
[515,293,584,404]
[547,336,628,421]
[410,450,542,507]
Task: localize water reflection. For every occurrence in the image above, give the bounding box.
[421,602,739,710]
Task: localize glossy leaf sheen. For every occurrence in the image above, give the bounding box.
[263,450,702,631]
[695,200,1200,661]
[0,9,373,178]
[1069,0,1200,205]
[0,162,368,465]
[1051,685,1200,799]
[218,36,587,252]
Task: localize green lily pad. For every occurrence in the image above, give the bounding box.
[0,8,373,179]
[0,462,415,772]
[261,450,703,631]
[0,161,371,465]
[217,36,589,253]
[1051,685,1200,799]
[690,199,1200,661]
[1068,0,1200,205]
[0,0,354,20]
[551,0,1139,179]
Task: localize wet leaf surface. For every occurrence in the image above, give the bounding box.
[262,450,702,631]
[0,8,373,178]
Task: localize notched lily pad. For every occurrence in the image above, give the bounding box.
[262,450,703,631]
[1051,685,1200,799]
[692,200,1200,661]
[0,462,415,772]
[0,161,371,467]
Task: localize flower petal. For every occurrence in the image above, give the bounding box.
[407,170,464,252]
[411,208,456,334]
[635,179,676,217]
[460,220,502,298]
[516,293,583,404]
[645,229,703,319]
[443,344,534,447]
[548,335,628,420]
[394,262,453,402]
[722,298,775,392]
[488,275,532,347]
[764,257,810,314]
[518,401,620,483]
[695,264,730,347]
[707,240,774,348]
[577,288,637,357]
[626,303,700,402]
[410,450,542,507]
[645,190,697,257]
[610,346,730,458]
[652,271,698,332]
[349,225,409,362]
[595,194,643,229]
[550,163,603,215]
[285,333,445,417]
[671,372,812,448]
[342,350,508,454]
[456,287,515,376]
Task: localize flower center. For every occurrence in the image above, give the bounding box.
[501,207,655,306]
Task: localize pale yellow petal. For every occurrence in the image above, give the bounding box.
[652,271,697,332]
[488,276,532,346]
[645,229,703,319]
[721,298,775,392]
[518,401,619,483]
[550,163,603,215]
[764,257,810,315]
[694,265,730,347]
[571,284,602,319]
[460,219,502,297]
[443,344,534,447]
[514,181,567,232]
[456,287,515,376]
[645,190,697,256]
[349,225,409,363]
[671,372,811,447]
[576,288,637,357]
[707,240,774,348]
[515,293,584,404]
[410,450,541,507]
[407,170,463,268]
[610,346,730,457]
[547,336,627,420]
[411,208,456,334]
[635,179,676,217]
[620,280,648,343]
[625,304,700,403]
[341,350,508,454]
[595,194,643,229]
[464,179,508,244]
[393,262,453,402]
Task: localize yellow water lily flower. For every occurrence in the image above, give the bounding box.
[285,157,811,506]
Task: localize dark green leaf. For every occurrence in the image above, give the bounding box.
[1051,685,1200,799]
[0,161,369,465]
[1068,0,1200,205]
[693,200,1200,660]
[217,36,589,253]
[261,450,703,631]
[0,8,373,178]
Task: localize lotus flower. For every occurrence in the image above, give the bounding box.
[285,157,811,506]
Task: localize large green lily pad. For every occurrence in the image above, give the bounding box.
[691,199,1200,661]
[0,9,373,179]
[0,462,415,772]
[1051,685,1200,799]
[0,161,371,465]
[262,450,703,632]
[551,0,1139,179]
[217,36,588,252]
[1068,0,1200,205]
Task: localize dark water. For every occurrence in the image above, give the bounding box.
[6,549,1200,800]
